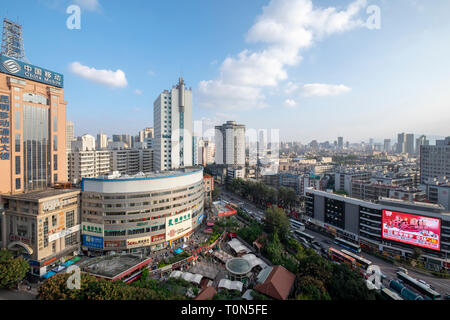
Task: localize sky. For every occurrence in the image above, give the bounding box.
[2,0,450,144]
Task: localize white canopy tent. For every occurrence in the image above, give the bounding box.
[227,238,251,255]
[218,279,244,292]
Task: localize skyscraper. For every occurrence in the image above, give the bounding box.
[420,137,450,184]
[383,139,391,152]
[397,133,406,154]
[337,137,344,149]
[215,121,246,166]
[96,132,108,150]
[405,133,415,155]
[415,135,429,156]
[0,25,66,193]
[154,77,193,171]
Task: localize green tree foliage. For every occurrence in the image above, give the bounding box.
[237,222,263,244]
[0,249,29,289]
[38,273,188,300]
[264,206,290,242]
[295,275,330,300]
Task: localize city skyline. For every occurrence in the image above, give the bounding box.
[1,0,449,142]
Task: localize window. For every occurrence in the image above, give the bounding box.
[15,178,21,190]
[53,135,58,151]
[14,110,20,130]
[15,134,20,152]
[53,115,57,132]
[54,174,58,183]
[66,210,75,228]
[15,156,20,174]
[52,215,57,227]
[53,154,58,170]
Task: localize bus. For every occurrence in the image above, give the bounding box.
[334,237,361,253]
[340,249,372,270]
[396,271,441,300]
[294,230,315,243]
[328,247,355,268]
[381,288,403,300]
[290,219,305,231]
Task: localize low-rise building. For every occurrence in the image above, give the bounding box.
[1,189,81,276]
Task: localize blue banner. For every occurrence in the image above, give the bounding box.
[0,54,64,88]
[82,235,104,249]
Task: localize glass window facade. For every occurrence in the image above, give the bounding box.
[23,105,51,190]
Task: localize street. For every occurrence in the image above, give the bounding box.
[220,188,450,297]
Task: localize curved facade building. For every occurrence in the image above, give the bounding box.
[80,167,205,253]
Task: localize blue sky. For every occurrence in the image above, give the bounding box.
[3,0,450,143]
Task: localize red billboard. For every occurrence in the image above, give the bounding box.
[382,210,441,251]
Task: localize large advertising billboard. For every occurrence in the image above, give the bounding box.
[382,210,441,251]
[166,211,192,241]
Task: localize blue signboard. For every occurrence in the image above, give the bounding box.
[198,214,205,224]
[0,95,10,161]
[82,235,104,249]
[0,54,64,88]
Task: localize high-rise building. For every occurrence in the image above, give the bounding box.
[68,150,110,184]
[405,133,415,155]
[215,121,245,166]
[154,77,193,171]
[337,137,344,149]
[0,37,66,193]
[110,148,153,175]
[66,121,74,153]
[96,132,108,150]
[416,135,429,156]
[383,139,391,152]
[420,137,450,184]
[397,133,406,154]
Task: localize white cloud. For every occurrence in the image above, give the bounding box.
[74,0,101,11]
[284,99,297,107]
[197,0,367,110]
[69,62,128,88]
[135,89,143,95]
[148,70,156,76]
[301,83,351,97]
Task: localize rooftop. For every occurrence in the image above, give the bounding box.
[1,188,80,202]
[86,166,203,181]
[225,257,252,275]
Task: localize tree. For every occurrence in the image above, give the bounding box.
[264,206,290,242]
[0,249,29,289]
[212,186,221,201]
[297,253,332,284]
[295,275,330,300]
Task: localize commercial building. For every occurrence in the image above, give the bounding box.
[71,134,95,151]
[0,52,67,194]
[335,169,371,195]
[426,177,450,211]
[305,188,450,271]
[80,167,205,254]
[420,137,450,184]
[215,121,246,167]
[153,77,193,171]
[1,189,81,276]
[96,132,108,150]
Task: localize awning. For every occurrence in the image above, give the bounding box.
[42,271,56,279]
[62,260,74,267]
[174,248,183,254]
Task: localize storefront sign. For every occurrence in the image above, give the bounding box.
[104,240,122,248]
[166,211,192,241]
[49,225,80,242]
[82,235,104,249]
[127,236,151,248]
[1,54,64,88]
[82,222,104,236]
[151,234,165,242]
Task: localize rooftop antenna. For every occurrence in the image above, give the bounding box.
[1,17,29,63]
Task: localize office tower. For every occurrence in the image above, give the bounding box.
[383,139,391,152]
[420,137,450,184]
[0,33,66,193]
[204,141,215,165]
[66,121,74,153]
[397,133,406,154]
[139,127,154,142]
[369,138,374,146]
[193,135,199,166]
[154,77,193,171]
[405,133,415,155]
[416,135,429,156]
[337,137,344,149]
[122,134,132,148]
[112,134,122,142]
[215,121,245,166]
[71,134,95,151]
[96,132,108,150]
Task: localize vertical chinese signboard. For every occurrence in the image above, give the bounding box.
[0,95,10,161]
